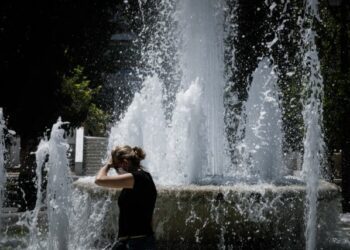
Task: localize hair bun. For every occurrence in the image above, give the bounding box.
[133,146,146,160]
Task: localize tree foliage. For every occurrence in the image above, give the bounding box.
[0,0,127,210]
[317,0,350,211]
[318,0,350,151]
[61,66,109,136]
[0,0,119,140]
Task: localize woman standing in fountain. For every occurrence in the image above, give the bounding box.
[95,145,157,250]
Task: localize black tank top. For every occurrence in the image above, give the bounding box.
[118,169,157,238]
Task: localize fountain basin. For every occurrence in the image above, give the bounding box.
[73,179,341,249]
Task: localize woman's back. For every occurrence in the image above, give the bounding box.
[118,169,157,238]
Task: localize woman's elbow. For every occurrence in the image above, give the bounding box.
[95,177,103,186]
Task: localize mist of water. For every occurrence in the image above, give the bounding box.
[46,119,71,250]
[26,119,72,250]
[69,183,114,249]
[301,0,325,249]
[107,1,328,246]
[108,0,230,185]
[235,58,286,182]
[27,138,49,249]
[0,0,338,248]
[177,0,228,178]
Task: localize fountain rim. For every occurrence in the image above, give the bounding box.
[73,178,340,200]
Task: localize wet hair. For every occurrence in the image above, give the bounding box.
[111,145,146,170]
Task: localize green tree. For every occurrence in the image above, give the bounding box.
[0,0,140,210]
[61,66,109,136]
[318,0,350,211]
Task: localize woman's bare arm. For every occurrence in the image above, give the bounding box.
[95,164,135,189]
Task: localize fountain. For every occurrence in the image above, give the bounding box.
[1,119,73,250]
[109,0,229,185]
[0,0,348,249]
[234,58,285,182]
[74,0,343,249]
[300,1,327,250]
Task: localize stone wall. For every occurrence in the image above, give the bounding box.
[83,136,108,176]
[73,180,341,250]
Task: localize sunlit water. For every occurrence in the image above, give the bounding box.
[301,0,325,249]
[107,0,331,249]
[109,0,231,185]
[0,0,348,249]
[235,58,285,182]
[18,119,72,250]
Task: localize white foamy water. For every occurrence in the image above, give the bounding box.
[176,0,228,178]
[27,138,49,249]
[69,188,114,250]
[0,0,343,249]
[164,78,206,184]
[108,75,168,182]
[235,58,286,182]
[26,119,72,250]
[301,0,325,249]
[46,119,71,250]
[108,0,229,185]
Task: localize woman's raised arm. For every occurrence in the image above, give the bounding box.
[95,164,135,189]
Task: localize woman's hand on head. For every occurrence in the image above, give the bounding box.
[95,163,134,189]
[107,156,115,166]
[106,163,115,171]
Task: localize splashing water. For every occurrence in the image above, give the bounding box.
[108,0,230,185]
[27,119,72,250]
[0,0,343,249]
[236,58,286,183]
[69,183,114,250]
[25,120,116,250]
[164,78,206,184]
[27,138,49,249]
[178,0,229,179]
[300,0,325,249]
[109,76,168,182]
[106,1,331,246]
[46,119,71,250]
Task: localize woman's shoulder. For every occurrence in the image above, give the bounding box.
[132,169,156,190]
[132,169,154,182]
[133,168,150,175]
